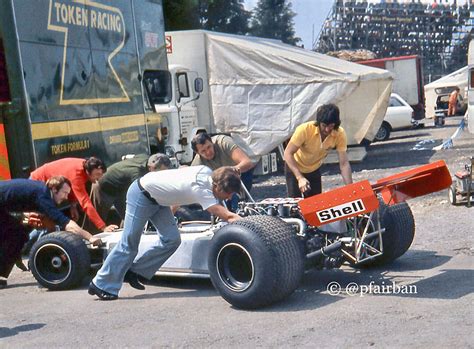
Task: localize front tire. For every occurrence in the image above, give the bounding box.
[208,216,304,309]
[29,232,91,290]
[374,122,391,141]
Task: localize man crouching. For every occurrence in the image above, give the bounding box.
[89,166,241,300]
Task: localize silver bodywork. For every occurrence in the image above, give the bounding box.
[95,222,226,278]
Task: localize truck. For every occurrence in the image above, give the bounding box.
[357,55,425,124]
[0,3,393,181]
[165,30,393,163]
[0,0,201,180]
[467,39,474,134]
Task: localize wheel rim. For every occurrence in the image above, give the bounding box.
[33,243,72,285]
[375,126,388,140]
[448,187,456,204]
[347,214,380,261]
[216,243,254,292]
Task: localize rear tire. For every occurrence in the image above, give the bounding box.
[374,122,391,141]
[355,202,415,267]
[29,232,90,290]
[208,216,304,309]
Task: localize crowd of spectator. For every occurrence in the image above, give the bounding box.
[317,0,474,82]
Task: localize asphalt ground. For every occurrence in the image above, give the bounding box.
[1,116,473,348]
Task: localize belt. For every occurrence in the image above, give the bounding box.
[137,180,158,205]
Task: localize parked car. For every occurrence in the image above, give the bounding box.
[375,93,415,141]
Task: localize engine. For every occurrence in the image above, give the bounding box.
[236,198,345,269]
[236,197,303,219]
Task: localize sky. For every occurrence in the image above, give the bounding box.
[244,0,334,50]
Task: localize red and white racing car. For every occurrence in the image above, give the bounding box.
[28,161,452,309]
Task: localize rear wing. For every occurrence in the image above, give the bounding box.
[299,160,452,226]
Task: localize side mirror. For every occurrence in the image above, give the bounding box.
[194,78,204,93]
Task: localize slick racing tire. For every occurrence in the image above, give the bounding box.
[29,232,91,290]
[208,216,304,309]
[357,202,415,267]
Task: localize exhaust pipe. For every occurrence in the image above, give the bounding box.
[306,241,342,260]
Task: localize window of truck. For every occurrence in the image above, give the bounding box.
[470,68,474,89]
[176,72,190,99]
[143,70,172,107]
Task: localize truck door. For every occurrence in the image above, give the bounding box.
[0,39,11,180]
[174,70,200,163]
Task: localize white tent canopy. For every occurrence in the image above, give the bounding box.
[424,66,467,119]
[170,30,393,157]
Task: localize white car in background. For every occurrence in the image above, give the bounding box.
[375,93,415,141]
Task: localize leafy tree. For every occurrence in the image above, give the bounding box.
[163,0,200,31]
[250,0,300,45]
[201,0,251,35]
[163,0,250,35]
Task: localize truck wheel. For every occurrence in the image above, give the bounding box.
[354,202,415,267]
[448,184,457,205]
[29,232,91,290]
[374,122,391,142]
[208,216,304,309]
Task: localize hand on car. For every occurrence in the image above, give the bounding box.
[297,177,311,195]
[103,224,119,232]
[89,236,103,247]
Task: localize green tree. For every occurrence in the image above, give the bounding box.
[163,0,200,31]
[250,0,300,45]
[164,0,250,35]
[201,0,250,35]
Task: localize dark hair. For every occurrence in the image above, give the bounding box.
[46,175,71,191]
[191,132,212,152]
[147,153,171,170]
[211,166,241,194]
[315,104,341,130]
[83,156,107,174]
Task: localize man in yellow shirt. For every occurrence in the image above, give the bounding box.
[284,104,353,198]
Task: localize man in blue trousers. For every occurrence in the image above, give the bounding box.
[88,165,241,300]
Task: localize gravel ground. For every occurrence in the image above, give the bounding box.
[1,116,473,348]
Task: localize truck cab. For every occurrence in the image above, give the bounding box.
[142,65,202,165]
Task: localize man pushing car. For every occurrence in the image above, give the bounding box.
[88,165,242,300]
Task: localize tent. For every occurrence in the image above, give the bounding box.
[424,66,467,119]
[167,30,393,157]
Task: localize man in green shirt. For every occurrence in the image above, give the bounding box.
[89,153,171,230]
[191,133,255,192]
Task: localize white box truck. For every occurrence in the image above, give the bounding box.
[165,30,393,165]
[358,55,425,124]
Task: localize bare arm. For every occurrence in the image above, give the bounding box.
[338,150,353,185]
[206,204,241,223]
[283,142,310,193]
[64,220,102,246]
[230,148,255,173]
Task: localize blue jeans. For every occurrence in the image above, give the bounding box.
[93,180,181,295]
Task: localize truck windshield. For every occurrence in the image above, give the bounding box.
[143,70,172,106]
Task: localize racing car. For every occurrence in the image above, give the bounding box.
[28,160,452,309]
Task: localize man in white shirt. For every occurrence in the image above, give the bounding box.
[88,166,241,300]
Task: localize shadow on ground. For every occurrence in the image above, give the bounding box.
[0,323,46,339]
